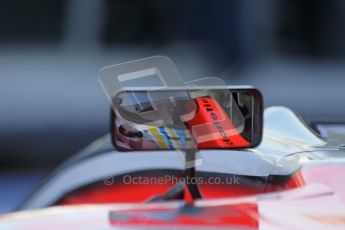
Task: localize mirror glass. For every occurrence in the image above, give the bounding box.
[111,88,263,150]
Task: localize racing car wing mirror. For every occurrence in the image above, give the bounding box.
[111,86,263,151]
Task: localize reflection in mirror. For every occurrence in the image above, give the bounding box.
[111,88,263,151]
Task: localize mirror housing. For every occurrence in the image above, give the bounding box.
[111,87,263,151]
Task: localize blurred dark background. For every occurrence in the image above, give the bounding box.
[0,0,345,213]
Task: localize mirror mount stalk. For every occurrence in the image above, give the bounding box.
[184,149,202,201]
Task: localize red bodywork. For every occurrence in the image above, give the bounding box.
[52,163,345,229]
[186,97,250,148]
